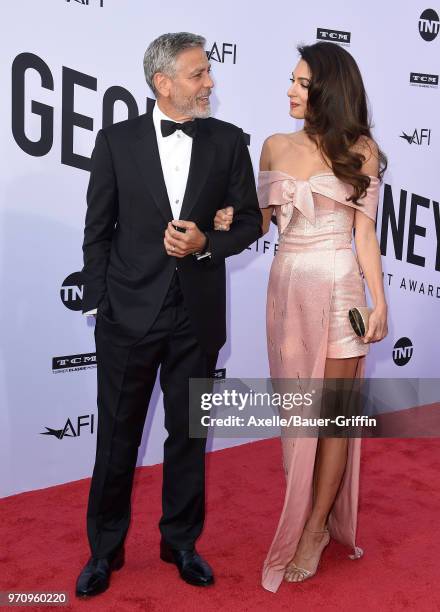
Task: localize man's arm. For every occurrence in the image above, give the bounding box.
[205,130,262,262]
[81,129,118,313]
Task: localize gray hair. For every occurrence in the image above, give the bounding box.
[143,32,206,94]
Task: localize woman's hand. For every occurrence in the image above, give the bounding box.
[214,206,234,231]
[363,303,388,344]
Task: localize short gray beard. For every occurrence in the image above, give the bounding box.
[191,103,212,119]
[173,95,211,119]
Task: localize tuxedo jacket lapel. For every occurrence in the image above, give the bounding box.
[129,112,216,223]
[129,113,173,224]
[179,120,216,220]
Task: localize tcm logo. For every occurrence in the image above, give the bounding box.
[400,128,431,145]
[61,272,83,311]
[66,0,104,6]
[214,368,226,380]
[419,8,439,41]
[52,352,96,373]
[316,28,351,45]
[410,72,439,87]
[392,338,414,366]
[40,414,95,440]
[206,42,237,64]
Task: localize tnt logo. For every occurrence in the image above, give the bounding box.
[419,9,440,41]
[393,338,414,366]
[214,368,226,380]
[60,272,84,311]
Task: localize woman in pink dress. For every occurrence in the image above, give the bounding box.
[215,41,388,592]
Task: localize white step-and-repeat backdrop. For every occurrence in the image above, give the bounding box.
[1,0,438,497]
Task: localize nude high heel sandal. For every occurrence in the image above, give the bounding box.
[284,526,331,583]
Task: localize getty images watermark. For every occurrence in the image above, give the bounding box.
[189,378,440,439]
[199,389,375,430]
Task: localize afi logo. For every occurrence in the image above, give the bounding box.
[60,272,84,311]
[66,0,104,6]
[214,368,226,379]
[400,129,431,145]
[206,43,237,64]
[392,338,414,366]
[316,28,351,44]
[418,8,440,41]
[40,414,95,440]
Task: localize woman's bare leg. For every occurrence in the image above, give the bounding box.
[285,357,359,582]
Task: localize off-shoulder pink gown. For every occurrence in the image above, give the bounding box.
[257,171,380,593]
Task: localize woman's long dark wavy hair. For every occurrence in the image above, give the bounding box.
[297,42,387,203]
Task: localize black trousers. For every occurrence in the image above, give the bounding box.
[86,274,218,559]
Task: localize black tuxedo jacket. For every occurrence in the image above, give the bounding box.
[81,107,262,353]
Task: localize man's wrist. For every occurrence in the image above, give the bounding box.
[200,231,209,254]
[194,231,211,260]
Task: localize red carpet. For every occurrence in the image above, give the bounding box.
[1,438,439,611]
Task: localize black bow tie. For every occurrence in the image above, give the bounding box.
[161,119,197,138]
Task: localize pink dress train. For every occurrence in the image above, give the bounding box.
[257,171,380,593]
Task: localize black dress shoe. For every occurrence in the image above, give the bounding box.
[160,540,214,587]
[75,547,124,598]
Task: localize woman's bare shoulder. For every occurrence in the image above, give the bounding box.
[263,132,289,148]
[260,133,287,170]
[262,131,304,155]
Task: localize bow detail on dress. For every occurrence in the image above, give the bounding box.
[279,179,316,230]
[257,170,380,236]
[257,172,317,234]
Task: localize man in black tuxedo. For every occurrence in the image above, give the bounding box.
[75,32,261,597]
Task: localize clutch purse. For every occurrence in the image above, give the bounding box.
[348,307,371,337]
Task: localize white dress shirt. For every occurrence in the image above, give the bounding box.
[84,103,194,316]
[153,102,193,220]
